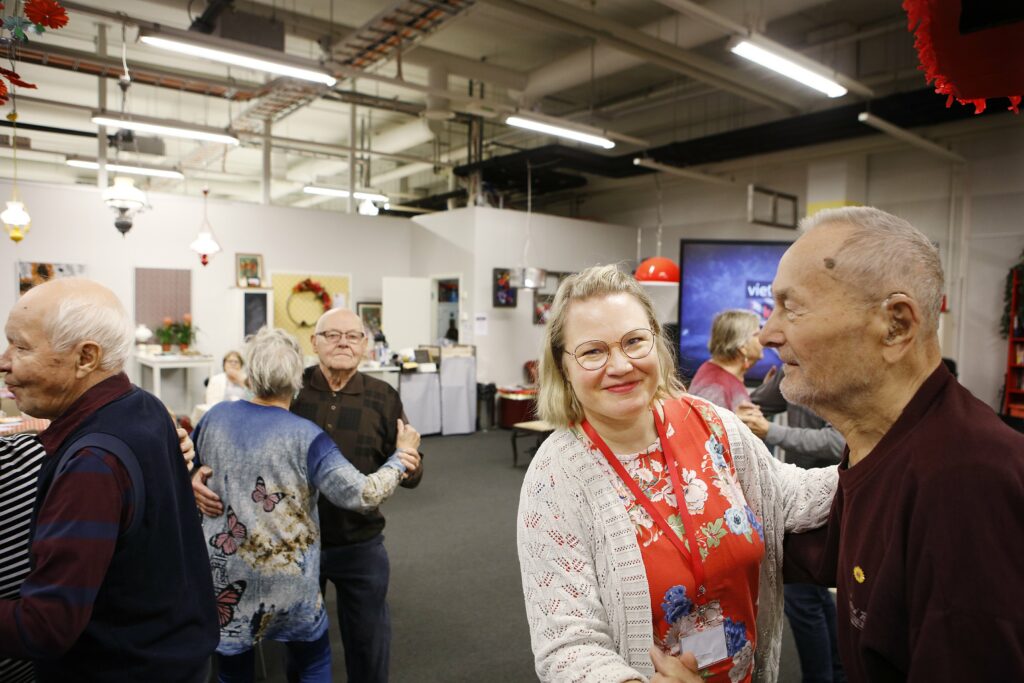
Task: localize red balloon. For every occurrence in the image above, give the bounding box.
[634,256,679,282]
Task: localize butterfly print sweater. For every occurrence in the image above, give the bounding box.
[193,400,405,654]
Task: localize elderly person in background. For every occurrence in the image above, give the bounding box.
[191,327,420,683]
[205,350,249,405]
[517,265,836,683]
[770,207,1024,682]
[688,309,765,412]
[0,278,218,682]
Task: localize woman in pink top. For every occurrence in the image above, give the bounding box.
[688,310,764,412]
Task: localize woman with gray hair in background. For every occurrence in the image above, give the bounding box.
[191,327,420,683]
[687,309,765,412]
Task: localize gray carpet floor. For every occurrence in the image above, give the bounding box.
[250,428,807,682]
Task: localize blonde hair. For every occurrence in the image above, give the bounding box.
[537,264,684,428]
[708,309,760,361]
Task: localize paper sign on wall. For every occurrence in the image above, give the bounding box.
[474,314,489,336]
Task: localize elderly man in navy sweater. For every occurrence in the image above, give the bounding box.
[765,207,1024,682]
[0,278,217,682]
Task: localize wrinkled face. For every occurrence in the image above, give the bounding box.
[561,293,660,429]
[1,303,80,419]
[311,310,368,374]
[760,225,881,414]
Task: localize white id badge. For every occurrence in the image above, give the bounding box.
[678,623,729,669]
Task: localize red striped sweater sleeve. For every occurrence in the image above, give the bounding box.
[0,448,132,659]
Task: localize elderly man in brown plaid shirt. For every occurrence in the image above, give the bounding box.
[194,308,423,682]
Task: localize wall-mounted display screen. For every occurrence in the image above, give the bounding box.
[677,239,792,382]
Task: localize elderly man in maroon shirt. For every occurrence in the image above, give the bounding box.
[763,207,1024,682]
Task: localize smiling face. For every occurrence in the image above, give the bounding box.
[760,224,884,415]
[560,293,660,431]
[311,308,368,374]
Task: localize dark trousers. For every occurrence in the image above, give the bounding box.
[216,629,331,683]
[320,535,391,683]
[784,583,846,683]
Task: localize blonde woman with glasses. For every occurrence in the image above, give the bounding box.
[517,265,837,683]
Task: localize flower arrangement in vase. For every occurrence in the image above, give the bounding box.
[154,317,176,352]
[175,313,196,352]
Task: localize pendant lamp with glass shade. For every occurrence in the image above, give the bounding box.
[508,161,546,290]
[634,175,680,324]
[190,187,221,266]
[3,112,31,243]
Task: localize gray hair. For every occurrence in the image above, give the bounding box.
[801,207,944,333]
[314,307,371,337]
[46,293,134,372]
[244,327,304,398]
[708,309,760,361]
[537,264,684,428]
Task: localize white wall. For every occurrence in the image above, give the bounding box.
[0,180,413,410]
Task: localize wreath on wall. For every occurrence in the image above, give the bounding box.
[287,278,333,328]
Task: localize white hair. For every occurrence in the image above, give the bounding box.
[244,327,304,398]
[801,206,944,333]
[314,307,372,337]
[46,293,134,372]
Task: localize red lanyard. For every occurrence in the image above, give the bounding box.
[581,408,707,595]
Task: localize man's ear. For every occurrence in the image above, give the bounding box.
[880,294,921,362]
[75,340,104,377]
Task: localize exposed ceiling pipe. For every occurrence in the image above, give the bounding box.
[512,0,828,106]
[482,0,800,112]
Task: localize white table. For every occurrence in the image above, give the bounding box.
[135,354,214,413]
[360,365,401,390]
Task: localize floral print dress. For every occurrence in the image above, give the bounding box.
[599,397,765,683]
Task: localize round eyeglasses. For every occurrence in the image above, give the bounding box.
[563,328,655,371]
[315,330,366,345]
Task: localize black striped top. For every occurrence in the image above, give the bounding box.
[0,433,46,683]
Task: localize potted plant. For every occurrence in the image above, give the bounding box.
[154,317,175,352]
[175,313,196,352]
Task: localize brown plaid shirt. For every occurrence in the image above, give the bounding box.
[292,366,423,547]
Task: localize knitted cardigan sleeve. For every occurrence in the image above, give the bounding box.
[517,430,646,683]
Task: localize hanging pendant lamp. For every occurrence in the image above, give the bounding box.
[189,187,221,266]
[4,112,31,243]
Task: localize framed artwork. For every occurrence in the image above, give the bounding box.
[357,301,383,334]
[18,261,85,296]
[236,253,264,288]
[493,268,517,308]
[533,292,555,325]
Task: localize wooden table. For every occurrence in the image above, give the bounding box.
[510,419,555,467]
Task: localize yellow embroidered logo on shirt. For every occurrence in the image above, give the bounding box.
[853,566,865,583]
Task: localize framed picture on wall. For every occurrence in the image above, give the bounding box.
[493,268,517,308]
[356,301,383,335]
[533,292,555,324]
[236,253,264,288]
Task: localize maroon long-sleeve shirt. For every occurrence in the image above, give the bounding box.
[785,364,1024,682]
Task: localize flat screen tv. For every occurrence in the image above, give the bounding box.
[677,239,792,382]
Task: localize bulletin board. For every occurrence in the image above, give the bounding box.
[272,272,351,356]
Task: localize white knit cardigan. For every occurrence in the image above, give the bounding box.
[517,400,838,683]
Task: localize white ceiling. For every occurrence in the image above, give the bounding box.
[0,0,923,212]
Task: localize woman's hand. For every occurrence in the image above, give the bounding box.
[192,465,224,517]
[178,427,195,472]
[396,447,421,477]
[649,647,702,683]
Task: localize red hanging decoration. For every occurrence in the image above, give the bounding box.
[903,0,1024,114]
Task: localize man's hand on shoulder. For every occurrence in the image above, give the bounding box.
[192,465,224,517]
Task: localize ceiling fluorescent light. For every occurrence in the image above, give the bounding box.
[857,112,966,163]
[138,26,337,87]
[505,116,615,149]
[66,159,184,180]
[302,186,389,202]
[729,39,847,98]
[633,158,735,186]
[92,113,239,146]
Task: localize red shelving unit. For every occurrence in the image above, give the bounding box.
[1004,269,1024,417]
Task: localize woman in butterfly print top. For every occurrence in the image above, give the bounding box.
[192,328,420,682]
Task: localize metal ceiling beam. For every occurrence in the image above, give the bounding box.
[480,0,800,113]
